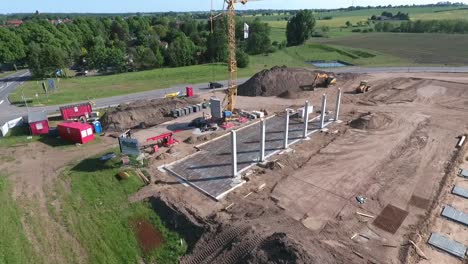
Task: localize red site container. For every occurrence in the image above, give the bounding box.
[60,103,92,120]
[186,86,194,97]
[58,122,94,144]
[28,111,49,135]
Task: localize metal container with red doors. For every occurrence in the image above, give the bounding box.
[186,86,194,97]
[28,111,50,135]
[58,122,94,144]
[60,103,92,120]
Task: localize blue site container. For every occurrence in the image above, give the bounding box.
[93,121,102,133]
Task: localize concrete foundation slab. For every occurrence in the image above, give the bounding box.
[441,205,468,226]
[459,169,468,178]
[165,115,331,200]
[428,233,467,258]
[452,186,468,199]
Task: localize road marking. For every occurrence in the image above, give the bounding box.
[0,100,4,105]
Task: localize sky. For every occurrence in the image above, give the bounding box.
[0,0,457,14]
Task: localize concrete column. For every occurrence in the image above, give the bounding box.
[320,94,327,129]
[303,100,309,138]
[259,119,266,162]
[284,111,290,149]
[231,130,237,177]
[334,88,342,121]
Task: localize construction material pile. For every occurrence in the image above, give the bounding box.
[101,98,198,131]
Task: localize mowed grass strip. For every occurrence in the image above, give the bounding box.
[316,33,468,65]
[0,176,41,264]
[51,154,186,264]
[11,43,403,106]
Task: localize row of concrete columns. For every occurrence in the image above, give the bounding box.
[231,88,342,177]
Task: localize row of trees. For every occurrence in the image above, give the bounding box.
[0,15,274,77]
[371,11,410,20]
[375,19,468,33]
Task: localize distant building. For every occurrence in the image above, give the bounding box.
[6,20,23,27]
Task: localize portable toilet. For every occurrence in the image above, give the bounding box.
[92,121,102,133]
[186,86,194,97]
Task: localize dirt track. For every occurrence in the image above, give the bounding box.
[146,71,468,263]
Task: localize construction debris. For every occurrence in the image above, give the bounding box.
[356,212,375,218]
[409,240,428,260]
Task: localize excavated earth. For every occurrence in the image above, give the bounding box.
[142,71,468,264]
[237,66,357,97]
[101,97,199,131]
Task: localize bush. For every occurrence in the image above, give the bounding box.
[351,28,362,32]
[236,49,249,68]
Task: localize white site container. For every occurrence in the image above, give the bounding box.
[297,106,314,118]
[252,111,265,118]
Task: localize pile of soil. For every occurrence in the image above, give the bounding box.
[101,98,198,131]
[131,218,164,253]
[238,66,354,97]
[184,133,219,145]
[244,233,315,264]
[349,112,393,130]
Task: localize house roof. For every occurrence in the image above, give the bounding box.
[28,111,47,123]
[58,122,92,130]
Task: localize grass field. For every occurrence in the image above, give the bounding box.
[47,153,186,263]
[317,33,468,65]
[0,176,40,264]
[10,43,403,106]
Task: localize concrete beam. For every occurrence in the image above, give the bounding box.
[284,110,290,149]
[334,88,342,122]
[259,119,266,162]
[320,94,327,129]
[231,130,237,177]
[303,100,309,138]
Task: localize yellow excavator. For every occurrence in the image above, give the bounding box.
[314,73,337,88]
[356,81,371,93]
[302,73,336,90]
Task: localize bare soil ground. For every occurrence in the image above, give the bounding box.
[140,71,468,264]
[3,69,468,264]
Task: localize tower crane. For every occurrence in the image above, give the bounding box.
[212,0,259,114]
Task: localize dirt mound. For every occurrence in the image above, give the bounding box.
[244,233,315,264]
[349,112,393,130]
[101,98,198,131]
[131,218,164,253]
[238,66,355,97]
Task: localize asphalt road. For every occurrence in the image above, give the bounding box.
[1,66,468,125]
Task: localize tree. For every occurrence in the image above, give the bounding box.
[245,19,272,55]
[206,19,228,63]
[27,43,66,77]
[236,49,249,68]
[0,28,26,64]
[286,10,316,46]
[165,34,196,67]
[345,21,352,27]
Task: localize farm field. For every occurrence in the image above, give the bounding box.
[316,33,468,65]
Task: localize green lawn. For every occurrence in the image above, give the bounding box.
[0,176,41,264]
[48,152,186,263]
[11,43,404,106]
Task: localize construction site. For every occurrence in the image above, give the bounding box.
[94,66,467,264]
[1,2,468,264]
